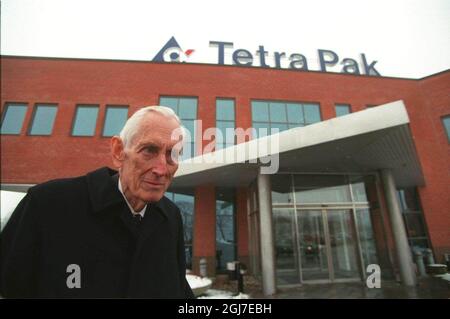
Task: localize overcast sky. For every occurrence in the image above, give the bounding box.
[1,0,449,78]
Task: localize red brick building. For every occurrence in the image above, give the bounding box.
[1,56,449,294]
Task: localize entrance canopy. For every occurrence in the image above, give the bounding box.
[170,100,424,190]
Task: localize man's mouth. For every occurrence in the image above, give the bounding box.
[143,180,165,187]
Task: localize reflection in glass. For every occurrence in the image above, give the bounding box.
[294,175,351,203]
[29,105,57,135]
[274,209,299,284]
[1,104,27,134]
[216,189,236,271]
[166,192,194,269]
[72,106,99,136]
[298,210,329,281]
[327,210,360,279]
[355,209,379,268]
[102,106,128,137]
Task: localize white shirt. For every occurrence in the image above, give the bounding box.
[118,177,147,218]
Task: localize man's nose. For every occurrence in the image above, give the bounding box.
[151,152,168,176]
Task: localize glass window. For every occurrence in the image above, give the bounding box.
[252,122,269,138]
[270,122,288,133]
[294,175,351,203]
[287,103,304,123]
[159,97,198,159]
[335,104,351,117]
[178,98,197,119]
[398,188,421,212]
[166,191,195,269]
[216,120,235,145]
[355,208,379,267]
[72,105,99,136]
[271,175,294,204]
[159,97,178,113]
[216,189,236,272]
[397,187,430,252]
[216,99,235,121]
[102,106,128,137]
[1,104,28,135]
[252,100,321,139]
[216,99,236,149]
[304,103,321,124]
[29,104,58,135]
[251,101,269,122]
[442,116,450,143]
[350,175,369,202]
[269,102,286,122]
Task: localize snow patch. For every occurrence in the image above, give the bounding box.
[1,190,26,231]
[198,289,250,299]
[186,274,212,289]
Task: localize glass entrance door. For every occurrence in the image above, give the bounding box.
[274,208,362,284]
[326,210,360,281]
[298,208,361,282]
[297,210,329,281]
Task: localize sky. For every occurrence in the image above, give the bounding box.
[1,0,449,78]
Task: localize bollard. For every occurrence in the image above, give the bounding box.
[199,258,207,277]
[236,262,244,294]
[424,249,435,265]
[414,250,426,277]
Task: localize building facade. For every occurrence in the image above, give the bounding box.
[1,56,449,294]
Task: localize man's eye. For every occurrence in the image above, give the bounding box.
[143,146,158,154]
[167,148,182,164]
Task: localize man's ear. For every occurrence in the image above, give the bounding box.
[111,136,125,168]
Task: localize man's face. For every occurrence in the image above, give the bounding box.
[113,112,183,203]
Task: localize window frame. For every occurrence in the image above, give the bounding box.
[159,96,198,159]
[27,103,58,136]
[251,99,322,138]
[71,104,100,137]
[335,103,352,117]
[101,105,129,137]
[216,98,236,149]
[441,115,450,144]
[0,102,29,135]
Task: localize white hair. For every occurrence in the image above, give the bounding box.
[119,105,185,149]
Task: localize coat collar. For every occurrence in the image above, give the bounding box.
[86,167,168,219]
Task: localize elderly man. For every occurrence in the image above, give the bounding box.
[0,106,194,298]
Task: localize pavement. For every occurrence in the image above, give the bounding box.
[211,275,450,299]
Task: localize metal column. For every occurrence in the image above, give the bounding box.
[380,169,417,286]
[257,171,277,296]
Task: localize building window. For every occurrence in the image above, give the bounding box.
[216,188,236,272]
[216,99,235,150]
[442,115,450,143]
[165,191,194,269]
[28,104,58,135]
[102,106,129,137]
[397,188,431,252]
[251,100,321,138]
[72,105,99,136]
[335,104,351,117]
[159,96,198,160]
[1,103,28,135]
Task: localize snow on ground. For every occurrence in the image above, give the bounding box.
[1,190,26,231]
[186,273,250,299]
[198,289,250,299]
[435,273,450,282]
[186,274,212,289]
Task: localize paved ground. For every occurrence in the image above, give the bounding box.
[211,275,450,299]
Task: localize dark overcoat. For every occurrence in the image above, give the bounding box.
[0,167,194,298]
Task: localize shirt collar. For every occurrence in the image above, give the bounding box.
[118,176,147,217]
